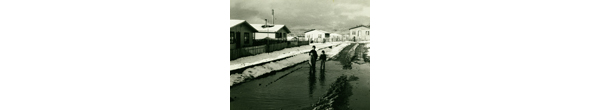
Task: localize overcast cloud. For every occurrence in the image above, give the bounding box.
[231,0,369,34]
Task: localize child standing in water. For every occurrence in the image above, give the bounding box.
[319,50,327,70]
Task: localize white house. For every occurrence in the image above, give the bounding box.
[349,25,370,41]
[250,24,291,41]
[296,35,307,41]
[330,33,342,41]
[304,29,330,43]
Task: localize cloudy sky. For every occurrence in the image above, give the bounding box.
[231,0,369,35]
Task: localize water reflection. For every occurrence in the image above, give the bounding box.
[342,64,352,70]
[362,46,370,63]
[308,70,316,98]
[341,55,353,70]
[319,68,325,87]
[333,82,353,110]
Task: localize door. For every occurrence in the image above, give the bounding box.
[325,33,330,42]
[236,32,241,48]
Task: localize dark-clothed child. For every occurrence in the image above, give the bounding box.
[319,50,327,70]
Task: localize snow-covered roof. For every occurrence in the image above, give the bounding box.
[230,20,245,28]
[250,24,291,33]
[349,25,370,30]
[304,29,329,34]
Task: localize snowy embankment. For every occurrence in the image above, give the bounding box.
[230,43,352,86]
[346,43,359,60]
[363,43,370,57]
[324,42,350,60]
[230,42,346,71]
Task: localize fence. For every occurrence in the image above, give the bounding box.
[267,42,288,52]
[299,41,309,45]
[289,41,298,47]
[253,39,287,46]
[230,45,266,60]
[230,40,311,60]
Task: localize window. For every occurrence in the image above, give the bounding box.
[244,32,250,43]
[367,31,369,35]
[318,34,322,38]
[279,33,283,38]
[352,31,356,35]
[230,32,234,44]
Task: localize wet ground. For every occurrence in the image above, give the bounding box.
[230,43,370,110]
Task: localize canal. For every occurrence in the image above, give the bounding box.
[230,43,370,110]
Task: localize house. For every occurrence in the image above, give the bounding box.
[330,33,342,41]
[296,35,307,41]
[250,24,291,41]
[231,19,259,49]
[349,25,370,41]
[343,34,351,41]
[304,29,330,43]
[286,34,298,41]
[286,36,298,41]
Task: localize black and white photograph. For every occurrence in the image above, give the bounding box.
[5,0,600,110]
[230,0,370,109]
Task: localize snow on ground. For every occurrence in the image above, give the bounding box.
[324,43,351,60]
[230,42,352,86]
[230,42,348,71]
[346,43,360,60]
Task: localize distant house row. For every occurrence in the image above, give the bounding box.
[231,19,370,49]
[304,30,342,42]
[303,25,370,42]
[230,19,291,49]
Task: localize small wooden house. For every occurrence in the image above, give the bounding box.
[230,20,259,49]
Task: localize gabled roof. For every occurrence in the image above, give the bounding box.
[230,19,259,32]
[330,33,342,36]
[249,24,291,33]
[349,25,370,30]
[304,29,316,33]
[230,20,244,28]
[304,29,329,34]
